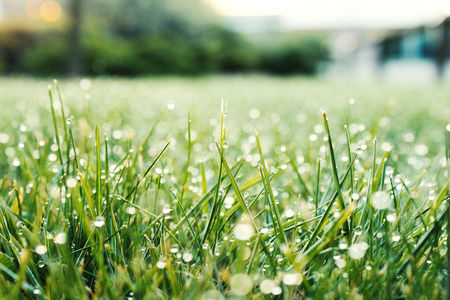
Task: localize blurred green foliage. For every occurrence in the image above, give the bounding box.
[258,37,327,75]
[0,0,328,76]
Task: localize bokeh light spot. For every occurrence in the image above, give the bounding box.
[26,0,42,19]
[40,1,62,22]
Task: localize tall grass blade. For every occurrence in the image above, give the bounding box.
[322,111,350,241]
[255,131,287,246]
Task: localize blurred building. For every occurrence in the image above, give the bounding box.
[224,15,282,34]
[325,17,450,83]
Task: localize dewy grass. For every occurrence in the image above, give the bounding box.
[0,77,449,299]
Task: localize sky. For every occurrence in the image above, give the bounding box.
[206,0,450,29]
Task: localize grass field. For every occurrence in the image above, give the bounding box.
[0,75,449,299]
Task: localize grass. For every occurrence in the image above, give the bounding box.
[0,75,449,299]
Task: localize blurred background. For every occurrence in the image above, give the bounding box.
[0,0,449,82]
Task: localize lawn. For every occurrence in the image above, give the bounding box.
[0,75,449,299]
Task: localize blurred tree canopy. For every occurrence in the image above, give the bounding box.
[89,0,219,39]
[0,0,328,76]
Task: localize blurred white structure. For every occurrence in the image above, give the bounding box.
[325,17,450,83]
[224,15,283,33]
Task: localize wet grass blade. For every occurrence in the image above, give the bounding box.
[295,202,356,268]
[322,111,350,242]
[96,124,102,215]
[255,131,287,246]
[126,140,171,199]
[48,86,63,166]
[304,153,358,250]
[215,142,257,232]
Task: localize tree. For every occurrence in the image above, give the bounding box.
[67,0,83,76]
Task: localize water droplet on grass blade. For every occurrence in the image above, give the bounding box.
[35,245,47,255]
[414,144,428,156]
[167,103,175,110]
[94,216,105,228]
[126,207,136,215]
[182,252,193,262]
[283,273,302,285]
[339,242,347,249]
[230,273,253,295]
[371,191,392,210]
[0,133,9,144]
[67,178,77,188]
[54,233,67,244]
[260,279,277,294]
[272,287,282,295]
[335,258,346,268]
[348,242,368,259]
[201,290,224,300]
[233,223,255,241]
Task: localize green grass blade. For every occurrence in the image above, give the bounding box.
[322,111,350,241]
[215,142,257,232]
[255,131,287,246]
[126,140,171,199]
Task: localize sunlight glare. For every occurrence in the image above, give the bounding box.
[40,1,62,22]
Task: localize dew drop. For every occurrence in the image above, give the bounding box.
[348,242,368,259]
[54,232,67,244]
[335,258,346,268]
[67,178,77,188]
[371,191,392,210]
[339,242,348,250]
[272,286,282,295]
[94,216,105,228]
[230,273,253,296]
[386,214,396,222]
[282,273,302,285]
[260,279,276,294]
[182,252,194,262]
[126,207,136,215]
[233,223,255,241]
[35,245,47,255]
